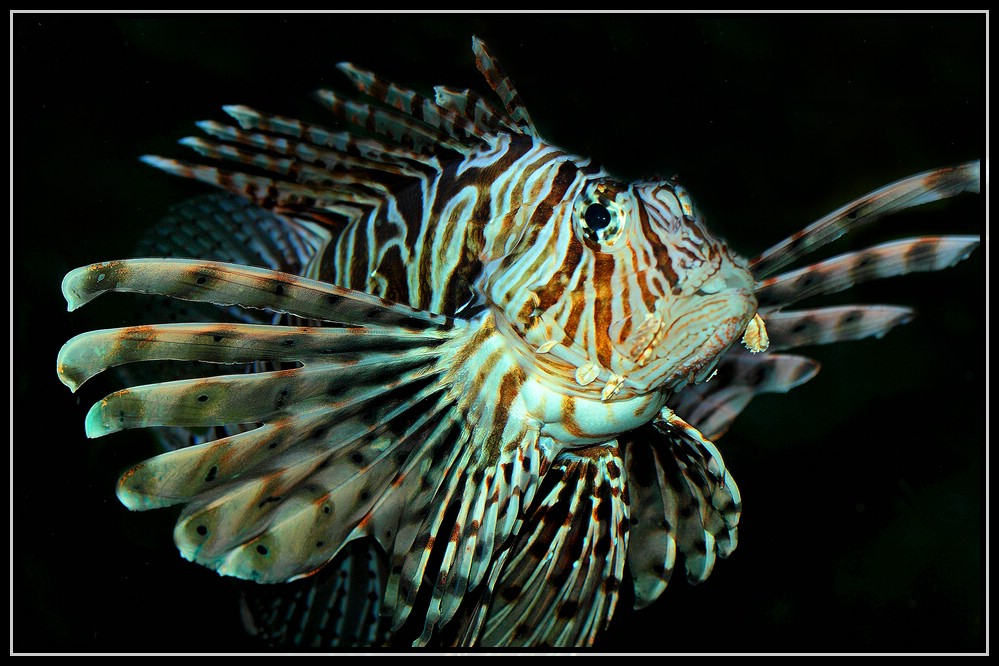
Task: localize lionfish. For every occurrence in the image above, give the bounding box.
[56,37,980,649]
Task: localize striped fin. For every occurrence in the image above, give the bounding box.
[60,268,552,644]
[336,63,494,145]
[619,411,743,612]
[176,136,384,207]
[193,119,418,184]
[134,195,333,449]
[366,318,548,644]
[471,36,538,137]
[651,409,742,583]
[62,335,440,440]
[58,322,436,393]
[169,382,457,583]
[240,539,391,648]
[139,155,371,226]
[105,194,332,453]
[407,424,539,645]
[751,160,980,279]
[434,85,519,135]
[314,89,470,155]
[59,258,450,327]
[140,98,460,229]
[620,435,676,610]
[59,322,460,589]
[457,445,629,647]
[57,258,453,573]
[755,236,980,311]
[764,305,915,352]
[220,104,437,174]
[669,351,820,441]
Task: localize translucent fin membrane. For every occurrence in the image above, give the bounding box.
[751,160,980,279]
[763,305,915,352]
[755,236,980,311]
[60,258,451,328]
[668,351,821,441]
[471,36,538,137]
[459,445,629,647]
[651,409,741,583]
[335,63,495,145]
[241,539,391,648]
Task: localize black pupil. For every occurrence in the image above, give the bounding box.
[584,203,611,232]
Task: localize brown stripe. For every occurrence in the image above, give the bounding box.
[376,245,409,304]
[637,202,676,301]
[903,238,937,270]
[485,365,527,466]
[849,250,881,287]
[414,138,536,310]
[348,223,370,292]
[593,251,616,368]
[560,395,586,438]
[561,269,588,344]
[536,235,583,311]
[527,159,578,228]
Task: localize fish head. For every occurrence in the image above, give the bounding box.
[604,178,759,394]
[482,166,758,398]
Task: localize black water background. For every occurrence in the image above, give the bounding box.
[13,13,984,653]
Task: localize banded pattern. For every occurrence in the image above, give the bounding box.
[56,36,980,648]
[457,445,629,647]
[667,165,981,440]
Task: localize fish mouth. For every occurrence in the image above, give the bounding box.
[611,289,756,392]
[658,307,749,387]
[662,306,771,388]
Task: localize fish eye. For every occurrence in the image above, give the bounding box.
[574,181,627,248]
[583,203,611,232]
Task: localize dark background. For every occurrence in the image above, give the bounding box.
[13,13,984,653]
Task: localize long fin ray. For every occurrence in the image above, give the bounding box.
[63,271,562,646]
[161,377,449,568]
[221,104,439,172]
[764,305,915,352]
[82,352,439,437]
[471,36,538,137]
[750,160,980,279]
[670,351,820,441]
[314,89,470,155]
[185,127,422,198]
[58,322,441,392]
[433,85,519,135]
[756,235,980,311]
[177,136,386,207]
[457,445,628,648]
[61,258,451,328]
[118,369,438,511]
[138,155,371,225]
[336,62,494,146]
[202,386,457,582]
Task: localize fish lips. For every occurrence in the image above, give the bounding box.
[612,289,756,392]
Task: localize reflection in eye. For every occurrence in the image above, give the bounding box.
[583,203,611,232]
[574,181,627,248]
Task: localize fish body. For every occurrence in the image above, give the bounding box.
[54,35,981,649]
